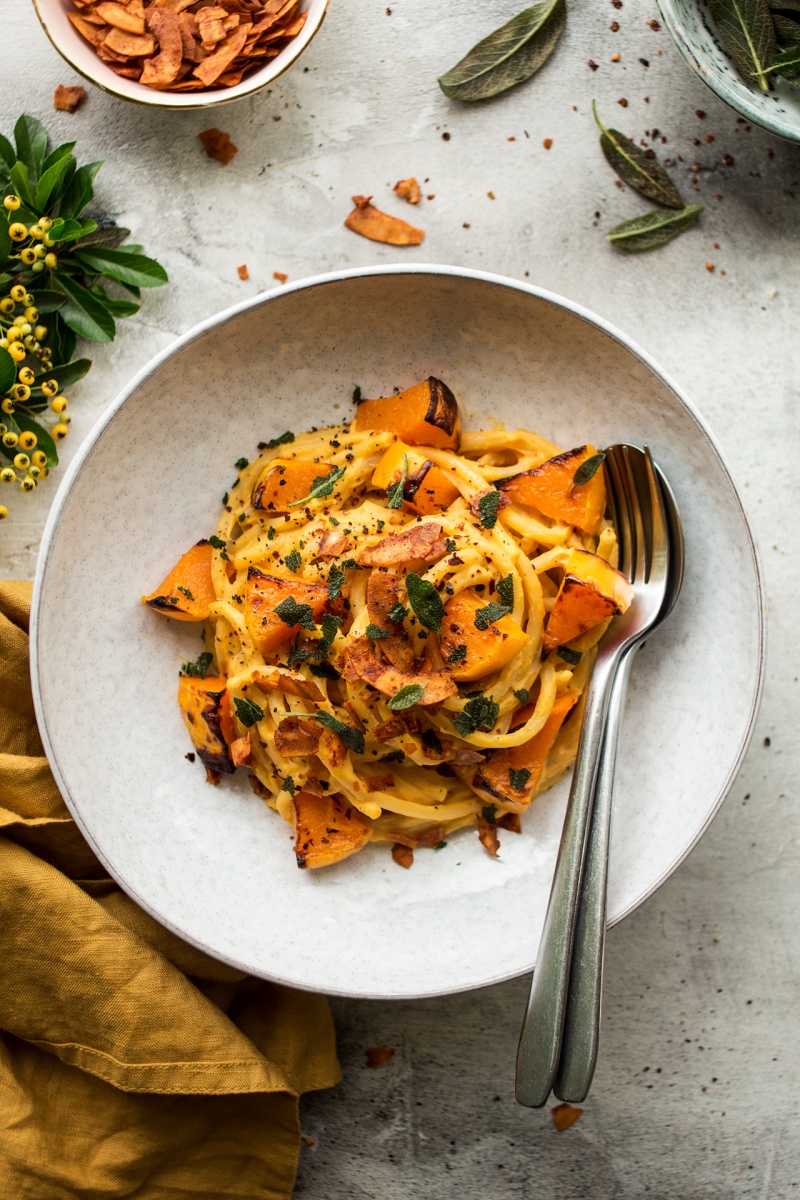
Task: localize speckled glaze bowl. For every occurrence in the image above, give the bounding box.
[31,0,328,111]
[31,267,765,999]
[657,0,800,142]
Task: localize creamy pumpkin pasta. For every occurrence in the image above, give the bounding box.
[143,377,632,869]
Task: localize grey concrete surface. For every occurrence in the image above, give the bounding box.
[2,0,799,1196]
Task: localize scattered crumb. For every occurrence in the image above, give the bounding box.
[463,222,471,228]
[552,1103,583,1132]
[543,137,553,149]
[705,133,715,143]
[639,57,649,66]
[723,154,734,166]
[394,177,421,204]
[647,17,660,29]
[588,59,599,70]
[618,97,628,106]
[273,271,288,283]
[54,84,85,112]
[715,193,723,200]
[237,264,249,280]
[610,19,620,31]
[366,1047,395,1068]
[767,148,774,158]
[185,752,195,762]
[713,241,720,249]
[706,261,715,272]
[721,269,727,276]
[487,190,495,199]
[696,109,706,118]
[303,1136,316,1146]
[611,51,621,61]
[507,135,516,141]
[426,193,435,200]
[442,131,451,141]
[199,128,237,165]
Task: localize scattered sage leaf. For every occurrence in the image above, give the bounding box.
[514,687,530,705]
[708,0,776,91]
[234,696,264,728]
[274,596,317,630]
[365,622,390,640]
[607,204,704,253]
[406,572,445,632]
[477,489,503,528]
[474,601,511,630]
[570,450,606,493]
[181,651,213,678]
[328,564,345,602]
[592,101,683,208]
[509,767,532,792]
[318,614,343,657]
[264,430,295,450]
[387,683,426,710]
[287,465,346,508]
[313,711,365,755]
[447,643,468,665]
[452,693,500,737]
[386,453,409,509]
[438,0,566,102]
[558,645,583,666]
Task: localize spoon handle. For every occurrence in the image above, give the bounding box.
[552,647,636,1103]
[515,648,622,1108]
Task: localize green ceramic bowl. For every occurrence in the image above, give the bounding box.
[657,0,800,143]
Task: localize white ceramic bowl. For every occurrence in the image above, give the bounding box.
[657,0,800,142]
[31,267,765,999]
[32,0,328,110]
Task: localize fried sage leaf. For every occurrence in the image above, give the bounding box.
[592,102,683,209]
[708,0,777,92]
[607,205,704,253]
[438,0,566,102]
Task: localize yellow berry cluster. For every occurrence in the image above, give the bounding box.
[0,194,71,519]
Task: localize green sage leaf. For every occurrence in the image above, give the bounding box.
[274,596,317,630]
[287,464,346,508]
[387,683,426,710]
[406,572,445,633]
[313,711,365,755]
[452,694,499,737]
[234,696,264,728]
[438,0,566,102]
[181,651,213,678]
[763,42,800,74]
[607,205,704,253]
[73,247,169,289]
[509,767,532,792]
[592,101,683,209]
[773,12,800,44]
[708,0,777,91]
[570,450,606,492]
[474,601,511,630]
[558,645,582,666]
[386,453,409,509]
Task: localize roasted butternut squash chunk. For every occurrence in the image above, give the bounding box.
[371,440,460,515]
[543,549,633,653]
[245,568,329,655]
[178,675,236,774]
[293,790,370,869]
[498,445,606,534]
[353,377,461,449]
[440,588,528,682]
[142,541,216,622]
[252,459,335,513]
[474,690,579,811]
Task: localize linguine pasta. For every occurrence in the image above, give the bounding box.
[144,378,631,869]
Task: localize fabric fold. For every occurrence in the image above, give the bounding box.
[0,581,340,1199]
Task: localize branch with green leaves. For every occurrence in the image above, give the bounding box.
[0,113,167,520]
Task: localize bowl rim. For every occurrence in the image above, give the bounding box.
[656,0,800,144]
[30,0,329,111]
[29,264,767,997]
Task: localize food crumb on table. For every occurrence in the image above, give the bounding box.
[237,264,249,281]
[552,1103,583,1132]
[365,1047,395,1068]
[199,128,238,165]
[53,85,85,112]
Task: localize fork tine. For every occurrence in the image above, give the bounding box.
[604,447,634,581]
[643,447,670,588]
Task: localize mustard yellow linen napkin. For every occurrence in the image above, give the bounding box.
[0,581,340,1199]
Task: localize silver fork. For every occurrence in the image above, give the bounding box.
[553,453,684,1102]
[515,445,673,1108]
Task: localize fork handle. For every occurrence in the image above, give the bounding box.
[552,646,637,1103]
[515,648,624,1108]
